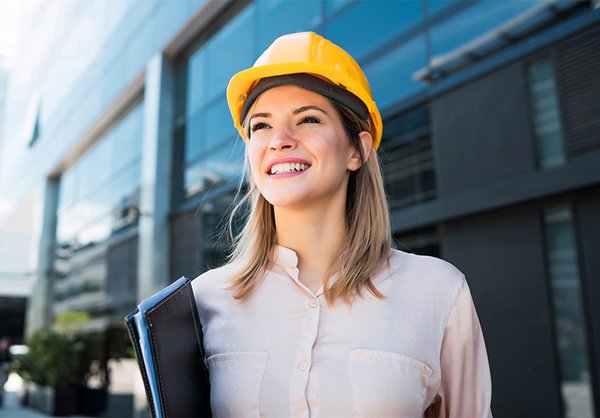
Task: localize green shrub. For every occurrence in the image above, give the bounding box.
[13,329,104,388]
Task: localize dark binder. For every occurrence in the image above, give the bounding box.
[124,277,212,418]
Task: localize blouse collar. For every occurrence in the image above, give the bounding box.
[269,245,299,269]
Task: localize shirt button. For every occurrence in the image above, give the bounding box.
[309,299,318,308]
[299,360,308,371]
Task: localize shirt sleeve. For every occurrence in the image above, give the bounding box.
[425,278,493,418]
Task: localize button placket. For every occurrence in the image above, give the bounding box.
[298,297,320,375]
[290,298,320,418]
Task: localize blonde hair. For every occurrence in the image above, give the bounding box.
[226,100,392,304]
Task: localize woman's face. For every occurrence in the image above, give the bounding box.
[246,85,363,210]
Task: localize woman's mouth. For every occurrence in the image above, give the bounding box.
[269,162,311,175]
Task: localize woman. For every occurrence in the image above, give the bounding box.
[193,31,492,417]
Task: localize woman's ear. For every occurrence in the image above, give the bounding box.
[348,131,373,171]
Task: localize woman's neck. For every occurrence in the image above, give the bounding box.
[274,202,346,293]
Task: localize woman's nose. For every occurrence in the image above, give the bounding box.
[269,126,297,151]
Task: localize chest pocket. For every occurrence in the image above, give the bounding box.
[348,349,432,417]
[206,351,268,418]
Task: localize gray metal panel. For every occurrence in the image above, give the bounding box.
[390,153,600,233]
[441,206,562,417]
[431,63,536,196]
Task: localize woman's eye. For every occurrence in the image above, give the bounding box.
[250,122,269,133]
[298,115,321,125]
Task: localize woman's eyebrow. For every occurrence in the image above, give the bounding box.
[293,105,328,115]
[247,112,271,126]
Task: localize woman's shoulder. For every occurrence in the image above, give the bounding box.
[385,248,466,294]
[191,262,240,295]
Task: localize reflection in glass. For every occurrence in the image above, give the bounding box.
[186,48,207,118]
[185,109,205,164]
[324,0,353,16]
[56,101,143,263]
[184,139,244,198]
[543,204,594,417]
[182,4,256,202]
[363,34,428,110]
[429,0,545,57]
[200,190,237,272]
[205,95,235,152]
[380,106,436,210]
[326,0,423,61]
[527,57,566,169]
[206,5,256,103]
[257,0,321,51]
[426,0,459,16]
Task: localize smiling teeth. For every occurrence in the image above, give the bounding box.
[270,163,310,174]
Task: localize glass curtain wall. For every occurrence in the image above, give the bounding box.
[54,100,143,311]
[174,0,439,272]
[177,0,451,205]
[175,0,551,273]
[380,106,435,210]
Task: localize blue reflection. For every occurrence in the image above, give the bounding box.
[429,0,546,57]
[324,0,353,16]
[186,48,207,117]
[205,96,234,152]
[56,102,143,249]
[206,5,256,103]
[363,35,428,111]
[257,0,322,51]
[426,0,460,16]
[185,110,205,164]
[326,0,424,61]
[184,139,244,198]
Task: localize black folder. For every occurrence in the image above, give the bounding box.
[124,277,212,418]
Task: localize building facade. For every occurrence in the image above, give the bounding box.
[0,50,33,345]
[1,0,599,416]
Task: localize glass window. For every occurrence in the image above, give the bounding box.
[186,48,207,118]
[326,0,424,61]
[206,5,256,103]
[56,101,143,250]
[184,139,244,198]
[363,34,428,110]
[426,0,460,16]
[257,0,322,51]
[380,106,436,210]
[205,95,235,152]
[324,0,353,16]
[543,204,594,417]
[429,0,546,57]
[185,110,205,164]
[527,57,566,169]
[181,4,256,201]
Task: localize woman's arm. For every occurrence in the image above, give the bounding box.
[425,279,493,417]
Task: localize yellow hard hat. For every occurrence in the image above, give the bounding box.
[227,31,383,149]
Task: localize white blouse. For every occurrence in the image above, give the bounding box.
[192,246,492,417]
